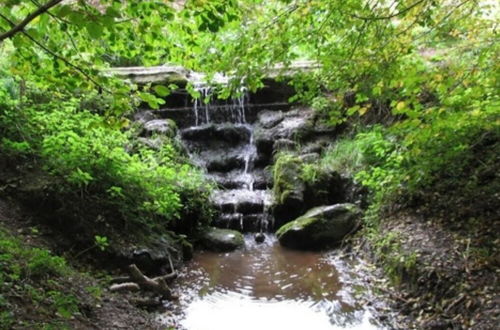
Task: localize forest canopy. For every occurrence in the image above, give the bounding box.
[0,0,498,219]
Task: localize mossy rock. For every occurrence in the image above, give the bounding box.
[272,153,306,225]
[142,119,178,138]
[200,227,244,252]
[276,203,361,250]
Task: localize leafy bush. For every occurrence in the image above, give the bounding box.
[0,81,213,235]
[317,127,395,178]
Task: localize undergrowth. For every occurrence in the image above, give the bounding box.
[0,226,81,329]
[0,77,213,241]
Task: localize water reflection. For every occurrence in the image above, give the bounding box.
[171,234,381,330]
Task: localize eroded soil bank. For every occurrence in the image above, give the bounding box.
[352,210,499,329]
[0,197,164,329]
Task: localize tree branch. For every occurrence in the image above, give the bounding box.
[351,0,427,21]
[0,0,63,42]
[0,12,109,92]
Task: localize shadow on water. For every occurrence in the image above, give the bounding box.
[168,234,383,330]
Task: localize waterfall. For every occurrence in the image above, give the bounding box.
[191,85,248,126]
[183,84,273,233]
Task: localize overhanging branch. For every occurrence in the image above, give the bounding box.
[0,0,63,43]
[0,12,109,92]
[351,0,427,21]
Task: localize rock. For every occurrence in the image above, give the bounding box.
[213,213,244,230]
[301,140,329,154]
[181,124,251,146]
[212,189,272,215]
[134,110,156,123]
[303,170,348,207]
[257,110,284,128]
[107,65,189,85]
[272,154,306,226]
[254,233,266,243]
[254,109,314,162]
[143,119,177,138]
[276,203,361,250]
[205,152,244,172]
[207,170,270,190]
[253,169,273,190]
[120,235,183,273]
[200,227,244,252]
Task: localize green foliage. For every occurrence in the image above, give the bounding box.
[369,230,418,286]
[0,226,111,328]
[0,83,212,232]
[303,127,395,184]
[47,291,78,319]
[94,236,109,252]
[27,249,67,279]
[0,229,67,281]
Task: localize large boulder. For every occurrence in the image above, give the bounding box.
[276,203,361,250]
[200,227,244,252]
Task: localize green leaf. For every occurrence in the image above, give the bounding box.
[56,5,72,18]
[68,12,85,26]
[86,23,103,39]
[153,85,170,97]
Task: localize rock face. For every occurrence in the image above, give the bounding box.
[276,203,361,250]
[200,228,244,252]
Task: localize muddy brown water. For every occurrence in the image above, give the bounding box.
[168,234,383,330]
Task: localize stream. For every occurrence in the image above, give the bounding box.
[168,234,381,330]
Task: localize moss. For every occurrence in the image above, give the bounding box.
[276,204,361,249]
[276,215,318,236]
[272,152,303,204]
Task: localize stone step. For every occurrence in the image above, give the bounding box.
[181,123,251,145]
[212,213,274,232]
[155,103,291,128]
[204,153,245,172]
[207,170,272,190]
[211,189,273,215]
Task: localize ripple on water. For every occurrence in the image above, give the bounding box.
[171,234,383,330]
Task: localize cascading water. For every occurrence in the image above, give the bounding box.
[181,84,272,233]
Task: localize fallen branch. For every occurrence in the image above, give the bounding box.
[109,276,134,285]
[109,282,140,293]
[128,264,172,298]
[153,271,178,283]
[110,271,177,285]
